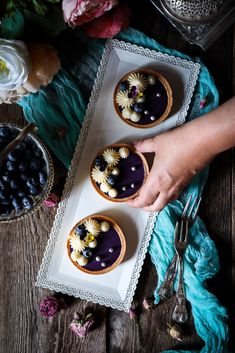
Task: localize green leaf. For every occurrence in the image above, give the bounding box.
[32,0,49,16]
[5,0,15,13]
[46,0,61,3]
[23,7,66,39]
[0,9,24,39]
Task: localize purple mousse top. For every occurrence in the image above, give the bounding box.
[85,226,121,271]
[95,150,145,199]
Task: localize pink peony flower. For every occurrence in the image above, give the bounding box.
[69,312,94,338]
[83,4,131,39]
[62,0,118,27]
[43,193,59,208]
[39,297,59,318]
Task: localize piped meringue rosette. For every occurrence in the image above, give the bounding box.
[67,215,126,275]
[90,144,149,202]
[114,69,173,128]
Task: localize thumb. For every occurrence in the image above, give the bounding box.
[134,136,158,153]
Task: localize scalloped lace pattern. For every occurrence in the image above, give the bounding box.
[36,39,200,312]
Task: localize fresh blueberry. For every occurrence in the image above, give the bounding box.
[18,190,26,198]
[22,196,34,209]
[7,149,21,162]
[2,172,13,183]
[128,86,138,98]
[82,248,93,258]
[0,189,8,199]
[95,157,107,169]
[28,185,40,195]
[107,175,118,186]
[75,225,86,239]
[133,103,144,113]
[0,180,7,189]
[10,129,18,139]
[0,198,11,205]
[15,142,26,152]
[120,80,129,91]
[6,160,17,171]
[0,126,11,137]
[12,197,22,210]
[20,173,29,181]
[24,150,32,159]
[99,164,107,172]
[29,158,41,171]
[33,148,43,158]
[38,171,47,185]
[26,177,38,187]
[10,180,21,190]
[19,161,28,172]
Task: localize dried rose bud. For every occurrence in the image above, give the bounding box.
[69,312,94,338]
[167,323,183,341]
[143,297,155,311]
[128,307,138,320]
[200,98,207,109]
[39,296,59,318]
[43,193,59,208]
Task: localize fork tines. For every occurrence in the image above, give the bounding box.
[181,196,202,223]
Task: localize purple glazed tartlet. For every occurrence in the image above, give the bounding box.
[67,215,126,274]
[90,143,149,202]
[114,69,173,128]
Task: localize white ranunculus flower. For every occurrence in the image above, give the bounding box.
[0,39,29,91]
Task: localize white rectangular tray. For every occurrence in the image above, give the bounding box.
[36,39,200,312]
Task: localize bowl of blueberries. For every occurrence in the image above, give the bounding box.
[0,123,54,222]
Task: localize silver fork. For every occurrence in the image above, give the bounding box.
[158,196,196,300]
[171,196,201,324]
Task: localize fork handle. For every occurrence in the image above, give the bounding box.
[158,254,178,300]
[172,256,189,323]
[0,123,37,164]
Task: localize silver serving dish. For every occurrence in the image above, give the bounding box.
[0,123,54,223]
[160,0,226,24]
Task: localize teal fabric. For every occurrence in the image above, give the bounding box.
[17,28,229,353]
[18,69,86,168]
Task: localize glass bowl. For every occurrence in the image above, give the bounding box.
[0,123,54,223]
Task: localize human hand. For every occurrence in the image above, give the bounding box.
[127,124,215,212]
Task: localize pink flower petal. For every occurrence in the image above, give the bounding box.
[83,4,131,38]
[62,0,118,27]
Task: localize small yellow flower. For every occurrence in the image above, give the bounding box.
[84,233,95,246]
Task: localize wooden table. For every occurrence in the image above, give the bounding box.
[0,1,234,352]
